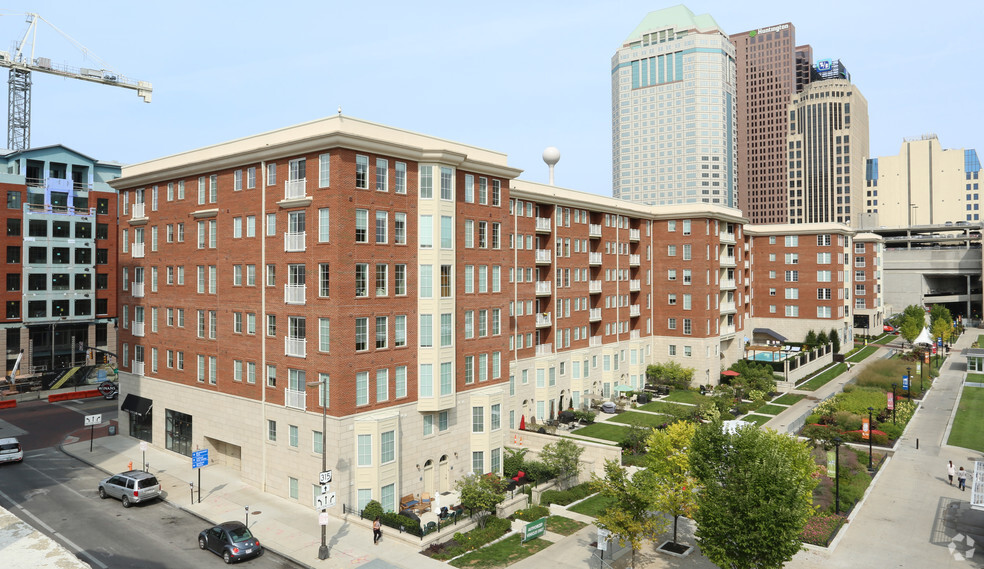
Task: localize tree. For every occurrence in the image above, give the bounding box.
[690,422,818,569]
[930,305,954,344]
[816,330,829,345]
[455,473,506,528]
[829,328,841,353]
[727,360,777,394]
[539,438,584,490]
[900,304,926,346]
[592,459,665,568]
[642,421,698,547]
[646,361,696,390]
[805,329,817,346]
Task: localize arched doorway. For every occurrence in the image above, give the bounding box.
[423,459,435,495]
[439,455,450,493]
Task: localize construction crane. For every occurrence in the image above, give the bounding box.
[0,12,151,150]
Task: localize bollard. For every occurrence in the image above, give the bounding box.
[916,438,919,449]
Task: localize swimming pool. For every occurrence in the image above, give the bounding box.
[747,351,792,362]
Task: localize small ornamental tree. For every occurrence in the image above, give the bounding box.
[829,328,841,353]
[455,473,506,528]
[641,421,698,547]
[540,438,584,490]
[592,459,665,568]
[816,330,829,346]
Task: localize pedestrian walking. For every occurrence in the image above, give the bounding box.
[948,461,955,485]
[373,516,382,545]
[958,467,967,491]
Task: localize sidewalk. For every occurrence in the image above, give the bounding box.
[60,433,449,569]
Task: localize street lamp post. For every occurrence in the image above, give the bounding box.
[907,367,912,399]
[891,383,897,424]
[867,407,874,471]
[833,437,842,515]
[308,377,330,560]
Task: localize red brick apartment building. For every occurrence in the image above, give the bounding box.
[111,116,878,513]
[2,146,119,380]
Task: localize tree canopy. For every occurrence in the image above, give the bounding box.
[455,473,506,528]
[539,438,584,490]
[690,422,818,569]
[641,421,698,546]
[647,361,696,390]
[930,305,954,345]
[592,459,666,568]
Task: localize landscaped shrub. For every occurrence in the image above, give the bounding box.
[879,422,903,440]
[382,510,422,536]
[636,393,651,404]
[832,410,862,432]
[521,460,557,484]
[573,410,596,424]
[512,505,550,521]
[504,448,528,479]
[452,517,510,551]
[363,500,384,521]
[540,481,595,506]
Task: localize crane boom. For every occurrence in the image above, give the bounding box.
[0,12,152,150]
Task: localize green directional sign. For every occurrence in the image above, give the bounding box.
[523,517,547,542]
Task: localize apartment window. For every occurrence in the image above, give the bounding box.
[318,208,330,242]
[266,213,276,236]
[818,234,831,246]
[477,221,487,248]
[419,215,433,248]
[785,271,799,282]
[376,316,388,349]
[395,366,406,398]
[394,162,406,194]
[246,167,255,189]
[440,265,452,298]
[478,177,488,204]
[419,364,433,397]
[472,451,484,475]
[818,288,833,300]
[472,406,484,433]
[356,371,369,406]
[464,174,474,202]
[817,271,832,282]
[785,288,799,299]
[375,211,388,243]
[683,270,692,285]
[375,264,388,296]
[785,253,798,264]
[440,313,452,346]
[394,213,406,245]
[682,244,691,260]
[419,264,432,298]
[682,220,691,235]
[376,369,389,402]
[419,165,433,198]
[440,216,453,249]
[395,315,407,347]
[355,317,368,351]
[357,434,371,466]
[419,314,433,347]
[683,319,692,335]
[491,180,500,206]
[267,420,277,441]
[355,209,368,242]
[289,425,298,448]
[355,155,369,189]
[785,235,799,247]
[375,158,388,191]
[441,361,453,394]
[319,153,330,188]
[440,166,453,200]
[380,430,395,463]
[785,305,800,317]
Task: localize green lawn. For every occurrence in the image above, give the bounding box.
[798,363,847,391]
[872,332,896,344]
[571,422,629,443]
[947,386,984,452]
[638,401,694,415]
[663,390,705,404]
[772,393,805,406]
[546,515,586,536]
[568,494,614,518]
[608,411,673,428]
[978,334,984,347]
[968,373,984,383]
[846,344,879,363]
[449,534,552,569]
[755,404,787,416]
[740,414,772,426]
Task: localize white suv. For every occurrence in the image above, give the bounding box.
[0,437,23,464]
[98,470,161,507]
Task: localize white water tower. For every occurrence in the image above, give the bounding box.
[542,147,560,186]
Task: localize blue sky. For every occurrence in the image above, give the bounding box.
[1,1,978,195]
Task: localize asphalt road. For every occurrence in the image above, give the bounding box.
[0,399,300,569]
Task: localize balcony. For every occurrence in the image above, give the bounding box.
[630,330,640,340]
[589,308,602,322]
[535,281,552,296]
[629,228,640,242]
[131,281,145,298]
[629,254,640,267]
[589,337,602,348]
[285,388,306,410]
[589,252,602,265]
[721,302,737,313]
[536,312,552,328]
[629,279,640,292]
[131,321,145,337]
[721,255,736,267]
[535,217,551,233]
[535,344,552,356]
[131,360,145,376]
[629,305,640,318]
[720,230,736,244]
[285,336,307,358]
[285,231,306,252]
[284,284,306,305]
[589,280,602,294]
[721,278,737,290]
[132,242,145,258]
[720,325,736,336]
[285,178,307,200]
[131,202,146,220]
[535,249,552,264]
[589,224,602,238]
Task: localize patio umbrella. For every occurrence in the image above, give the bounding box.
[722,370,740,377]
[613,384,634,393]
[519,415,525,430]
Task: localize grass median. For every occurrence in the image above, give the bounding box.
[947,385,984,453]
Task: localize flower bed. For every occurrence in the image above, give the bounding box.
[801,512,846,546]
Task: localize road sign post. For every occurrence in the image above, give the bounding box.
[84,414,101,452]
[192,449,209,504]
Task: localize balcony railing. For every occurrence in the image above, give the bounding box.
[629,254,640,266]
[131,360,145,376]
[721,255,736,267]
[285,231,306,252]
[132,242,145,258]
[721,325,736,336]
[535,344,552,356]
[721,302,737,313]
[629,279,640,292]
[131,282,145,298]
[131,321,145,337]
[535,249,552,264]
[285,178,307,200]
[535,217,551,232]
[589,337,602,347]
[535,281,552,296]
[629,305,640,318]
[721,278,736,289]
[285,388,306,410]
[629,228,640,242]
[630,330,640,340]
[588,224,602,238]
[589,280,602,294]
[285,336,307,358]
[284,284,306,305]
[720,231,736,244]
[589,308,602,322]
[131,202,146,219]
[536,312,552,328]
[589,252,602,265]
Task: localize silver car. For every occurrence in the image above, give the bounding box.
[98,470,161,507]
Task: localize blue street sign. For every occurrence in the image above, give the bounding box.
[938,338,943,346]
[192,449,209,469]
[903,377,910,391]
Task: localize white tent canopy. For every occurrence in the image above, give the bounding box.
[914,327,934,346]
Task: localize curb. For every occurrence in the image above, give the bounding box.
[58,438,315,569]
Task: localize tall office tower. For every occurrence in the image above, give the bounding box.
[795,45,814,91]
[731,23,800,224]
[787,78,869,225]
[861,136,982,227]
[611,6,737,207]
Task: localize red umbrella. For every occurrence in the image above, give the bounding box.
[519,415,526,430]
[722,370,740,377]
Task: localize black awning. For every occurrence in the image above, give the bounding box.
[753,328,788,342]
[121,394,152,416]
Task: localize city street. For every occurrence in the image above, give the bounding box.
[0,399,301,569]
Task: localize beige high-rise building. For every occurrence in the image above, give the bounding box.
[787,79,869,226]
[861,136,983,227]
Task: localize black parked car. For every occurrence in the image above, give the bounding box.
[198,521,263,564]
